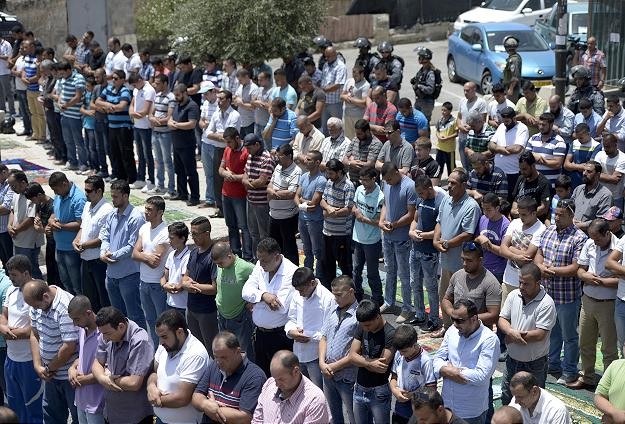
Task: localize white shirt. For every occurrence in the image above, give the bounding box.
[603,107,625,144]
[511,388,571,424]
[491,122,529,174]
[234,81,259,127]
[111,50,126,73]
[503,219,546,287]
[153,332,210,424]
[488,98,515,123]
[594,150,625,200]
[3,286,32,362]
[105,51,115,76]
[201,99,219,144]
[458,97,487,141]
[132,82,156,129]
[284,283,336,362]
[11,193,43,249]
[392,349,436,391]
[14,56,26,90]
[79,198,114,260]
[165,247,190,309]
[207,106,241,148]
[138,222,171,283]
[125,53,142,75]
[241,256,297,329]
[0,39,12,75]
[578,234,618,300]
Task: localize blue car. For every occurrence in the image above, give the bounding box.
[447,22,555,94]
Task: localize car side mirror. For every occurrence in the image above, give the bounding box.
[471,43,482,51]
[522,7,533,14]
[549,42,555,49]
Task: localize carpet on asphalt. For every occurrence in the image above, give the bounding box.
[3,158,54,184]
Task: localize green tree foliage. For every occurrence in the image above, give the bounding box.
[136,0,176,42]
[169,0,326,64]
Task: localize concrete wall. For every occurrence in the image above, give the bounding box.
[6,0,69,51]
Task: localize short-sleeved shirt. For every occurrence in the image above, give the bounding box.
[244,149,274,204]
[512,174,552,219]
[383,176,418,241]
[153,91,175,133]
[99,84,133,128]
[364,102,398,142]
[353,185,384,245]
[207,106,241,148]
[321,59,347,104]
[176,67,203,106]
[322,176,355,236]
[378,139,415,171]
[96,320,153,423]
[446,268,502,313]
[343,78,370,118]
[578,235,619,300]
[594,150,625,200]
[437,193,481,272]
[264,108,298,149]
[171,98,200,145]
[526,133,567,184]
[503,218,546,287]
[165,247,190,309]
[253,85,273,127]
[354,322,395,388]
[4,286,33,361]
[468,165,508,199]
[269,162,301,219]
[216,256,255,319]
[195,358,267,424]
[346,136,383,183]
[476,215,510,276]
[414,187,447,254]
[235,81,259,127]
[392,349,436,418]
[320,135,351,164]
[79,199,114,261]
[75,327,105,414]
[596,359,625,410]
[296,88,326,128]
[465,126,495,154]
[458,97,487,140]
[515,96,548,135]
[138,222,171,283]
[411,157,441,181]
[491,122,529,174]
[11,193,44,249]
[52,183,87,251]
[29,286,78,380]
[23,55,39,91]
[396,109,428,143]
[436,115,457,153]
[270,84,298,109]
[298,172,326,222]
[500,288,556,362]
[0,182,14,233]
[222,146,249,198]
[321,301,359,382]
[60,69,86,120]
[571,183,612,227]
[186,246,218,313]
[132,82,156,129]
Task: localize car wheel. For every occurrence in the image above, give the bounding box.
[480,70,493,95]
[447,56,460,83]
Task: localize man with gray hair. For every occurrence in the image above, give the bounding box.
[319,117,350,169]
[464,110,494,162]
[457,82,488,170]
[320,46,347,135]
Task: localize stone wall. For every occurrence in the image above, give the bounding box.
[6,0,69,51]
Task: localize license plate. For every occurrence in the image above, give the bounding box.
[533,80,552,87]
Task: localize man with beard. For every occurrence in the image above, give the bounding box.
[525,112,567,187]
[147,310,210,424]
[548,95,575,145]
[344,119,383,187]
[571,161,612,232]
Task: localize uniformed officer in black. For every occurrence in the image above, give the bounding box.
[353,37,379,83]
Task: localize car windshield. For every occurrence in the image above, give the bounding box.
[483,0,523,11]
[487,30,550,51]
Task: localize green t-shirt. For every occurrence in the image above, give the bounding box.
[216,256,255,319]
[596,359,625,409]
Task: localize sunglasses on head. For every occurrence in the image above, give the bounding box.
[462,241,478,251]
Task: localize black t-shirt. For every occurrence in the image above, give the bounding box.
[171,98,200,146]
[512,173,552,218]
[177,67,203,105]
[355,321,395,387]
[411,156,441,180]
[88,52,105,71]
[186,246,218,313]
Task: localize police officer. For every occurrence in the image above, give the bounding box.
[567,65,605,115]
[375,41,404,89]
[411,47,438,123]
[312,35,345,71]
[353,37,379,83]
[503,36,522,103]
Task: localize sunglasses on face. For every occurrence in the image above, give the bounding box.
[452,317,469,324]
[85,188,94,194]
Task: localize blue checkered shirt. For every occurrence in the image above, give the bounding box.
[321,301,359,382]
[537,224,588,304]
[321,59,347,104]
[0,182,14,233]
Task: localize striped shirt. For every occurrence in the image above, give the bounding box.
[535,224,588,305]
[581,49,607,87]
[346,136,383,183]
[139,62,154,81]
[252,375,332,424]
[153,91,175,133]
[526,133,567,185]
[269,162,301,219]
[364,102,398,142]
[319,133,351,164]
[468,164,508,199]
[23,55,39,91]
[29,286,78,379]
[396,108,428,143]
[322,176,355,236]
[264,108,298,150]
[322,300,359,382]
[99,84,133,128]
[245,149,275,204]
[60,70,86,120]
[0,182,14,233]
[321,59,347,104]
[566,138,601,187]
[466,126,495,154]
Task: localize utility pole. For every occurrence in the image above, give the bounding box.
[554,0,568,99]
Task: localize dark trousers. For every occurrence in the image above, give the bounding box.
[173,140,200,201]
[212,146,225,211]
[322,234,352,289]
[16,90,31,134]
[45,237,61,287]
[95,120,110,175]
[0,232,13,269]
[254,326,293,377]
[108,126,137,183]
[506,173,520,203]
[44,109,66,161]
[435,149,455,178]
[82,258,110,312]
[501,355,548,406]
[269,215,299,265]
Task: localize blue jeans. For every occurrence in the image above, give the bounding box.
[223,195,252,260]
[501,355,547,406]
[43,378,78,424]
[61,116,88,168]
[217,309,255,362]
[240,122,255,138]
[94,120,109,175]
[382,237,412,310]
[56,250,82,295]
[106,272,147,330]
[84,129,99,171]
[300,359,323,389]
[152,131,175,193]
[14,246,42,279]
[548,299,581,378]
[353,383,391,424]
[615,298,625,357]
[5,358,43,424]
[140,281,168,347]
[353,240,383,306]
[324,376,355,424]
[201,143,215,203]
[464,411,488,424]
[77,409,105,424]
[16,90,32,134]
[299,218,324,277]
[134,128,154,183]
[410,248,440,325]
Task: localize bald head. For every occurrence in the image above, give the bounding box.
[211,241,231,261]
[0,406,18,423]
[22,279,48,301]
[324,46,337,61]
[549,95,563,110]
[271,350,300,371]
[296,115,312,131]
[492,406,523,424]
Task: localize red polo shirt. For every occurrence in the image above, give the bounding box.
[222,146,249,198]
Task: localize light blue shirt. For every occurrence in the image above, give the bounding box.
[99,204,146,278]
[352,185,384,245]
[271,84,298,109]
[53,183,87,251]
[574,110,602,138]
[437,193,481,272]
[432,323,500,420]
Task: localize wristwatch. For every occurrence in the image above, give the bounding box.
[442,241,449,249]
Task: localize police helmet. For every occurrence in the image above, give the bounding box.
[571,65,591,79]
[503,36,519,49]
[416,47,433,60]
[313,36,332,49]
[377,41,393,54]
[353,37,371,49]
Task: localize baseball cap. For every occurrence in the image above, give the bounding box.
[198,81,216,94]
[243,133,262,146]
[500,107,516,118]
[602,206,623,221]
